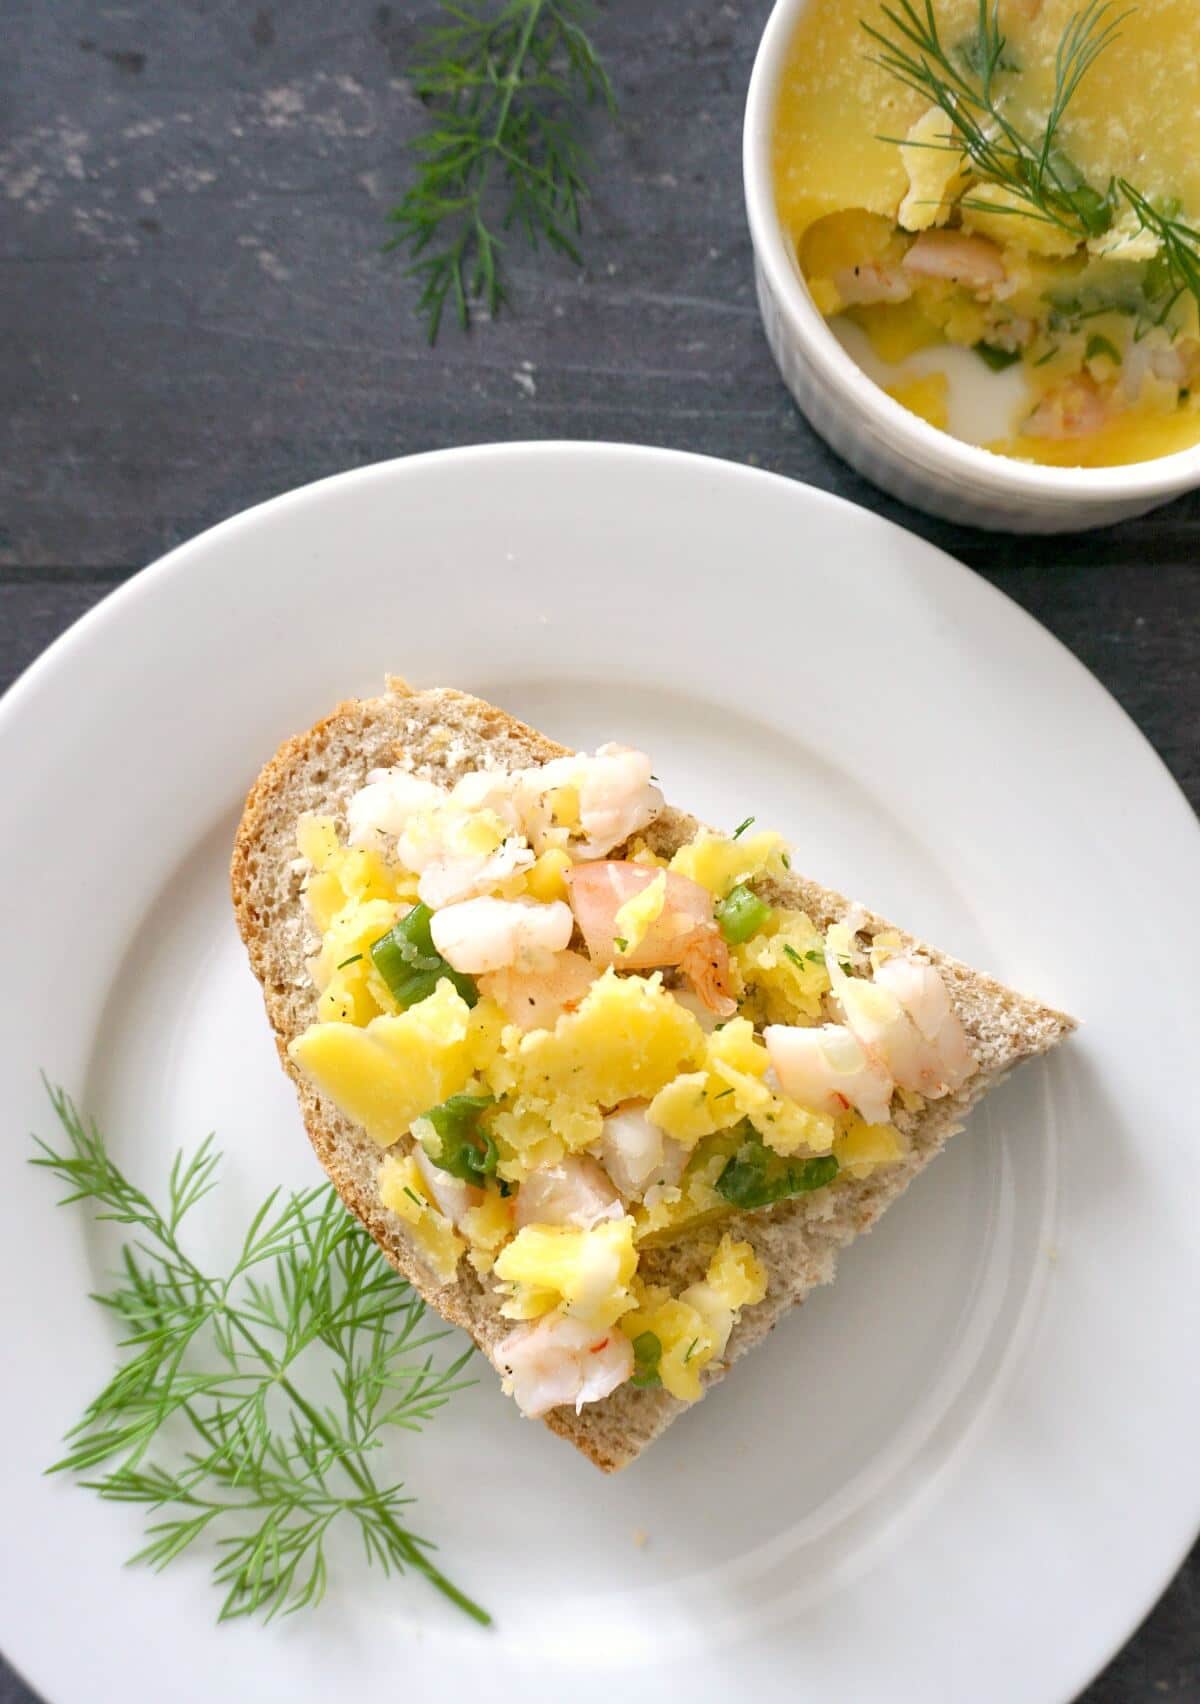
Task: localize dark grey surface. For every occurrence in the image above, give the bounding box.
[1,2,1197,1700]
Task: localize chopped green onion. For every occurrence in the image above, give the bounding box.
[974,341,1022,371]
[732,816,755,840]
[630,1331,663,1389]
[715,1126,839,1210]
[369,904,477,1009]
[716,882,770,945]
[336,953,363,970]
[420,1094,498,1184]
[1085,332,1122,366]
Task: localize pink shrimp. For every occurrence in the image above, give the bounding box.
[479,948,599,1032]
[1022,375,1109,440]
[493,1314,634,1417]
[902,230,1007,290]
[514,1156,624,1230]
[564,861,737,1017]
[832,262,913,306]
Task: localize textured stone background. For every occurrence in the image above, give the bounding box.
[1,2,1196,1699]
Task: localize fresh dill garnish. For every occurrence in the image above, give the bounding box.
[336,952,363,969]
[31,1083,487,1627]
[732,816,755,839]
[863,0,1127,240]
[682,1337,700,1365]
[783,943,825,970]
[1118,181,1200,323]
[386,0,616,340]
[864,1,1200,321]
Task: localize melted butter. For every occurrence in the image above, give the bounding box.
[771,0,1200,467]
[773,0,1200,244]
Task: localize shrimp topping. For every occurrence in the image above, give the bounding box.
[494,1313,634,1418]
[827,941,971,1099]
[479,948,599,1032]
[429,896,573,975]
[514,1156,624,1230]
[346,768,445,851]
[515,744,664,859]
[764,1022,895,1125]
[902,229,1007,290]
[599,1103,690,1199]
[564,860,737,1016]
[873,954,976,1093]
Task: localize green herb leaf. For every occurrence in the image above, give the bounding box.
[630,1331,663,1388]
[1085,332,1122,365]
[863,2,1153,252]
[370,904,478,1010]
[335,952,363,970]
[716,882,771,945]
[732,816,755,840]
[385,0,616,340]
[31,1082,488,1626]
[421,1094,499,1184]
[974,341,1023,371]
[715,1126,839,1211]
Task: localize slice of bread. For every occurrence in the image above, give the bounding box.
[232,680,1075,1471]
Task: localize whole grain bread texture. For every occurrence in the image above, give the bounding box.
[232,680,1075,1471]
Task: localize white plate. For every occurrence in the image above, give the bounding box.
[2,444,1196,1704]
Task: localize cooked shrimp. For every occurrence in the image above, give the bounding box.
[832,262,913,306]
[764,1022,895,1125]
[873,955,976,1093]
[494,1313,634,1418]
[1022,375,1109,440]
[411,1142,481,1227]
[346,768,445,850]
[479,948,599,1032]
[902,230,1007,290]
[515,745,664,859]
[514,1156,624,1230]
[429,896,573,975]
[564,860,737,1016]
[599,1103,690,1199]
[826,947,964,1099]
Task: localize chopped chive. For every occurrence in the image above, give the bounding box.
[402,1186,422,1207]
[683,1337,700,1364]
[713,1088,735,1101]
[732,816,755,840]
[336,953,363,970]
[1033,345,1059,367]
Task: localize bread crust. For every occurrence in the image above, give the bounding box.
[232,680,1075,1471]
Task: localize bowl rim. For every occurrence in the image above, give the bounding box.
[742,0,1200,504]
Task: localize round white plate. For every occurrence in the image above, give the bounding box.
[2,445,1196,1704]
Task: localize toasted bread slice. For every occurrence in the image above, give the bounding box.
[232,680,1074,1470]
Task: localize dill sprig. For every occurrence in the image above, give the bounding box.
[864,0,1200,319]
[32,1083,489,1626]
[864,0,1128,238]
[387,0,615,340]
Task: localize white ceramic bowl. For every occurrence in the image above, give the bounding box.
[743,0,1200,533]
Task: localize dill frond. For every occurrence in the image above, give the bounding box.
[387,0,615,340]
[32,1083,488,1626]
